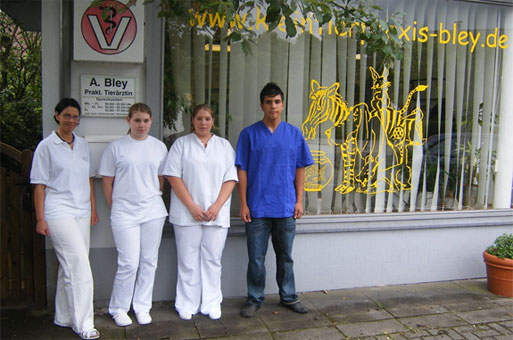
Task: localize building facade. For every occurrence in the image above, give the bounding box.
[32,0,513,303]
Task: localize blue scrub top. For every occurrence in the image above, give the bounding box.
[235,121,314,218]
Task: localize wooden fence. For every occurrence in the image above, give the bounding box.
[1,142,46,308]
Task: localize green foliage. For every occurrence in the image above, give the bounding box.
[0,11,42,151]
[486,234,513,260]
[1,97,42,151]
[155,0,403,67]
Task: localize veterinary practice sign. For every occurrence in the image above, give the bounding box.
[81,75,135,116]
[74,0,144,62]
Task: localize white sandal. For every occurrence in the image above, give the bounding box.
[78,328,100,339]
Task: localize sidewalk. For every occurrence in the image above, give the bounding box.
[2,279,512,340]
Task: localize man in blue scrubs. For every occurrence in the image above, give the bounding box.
[236,82,314,318]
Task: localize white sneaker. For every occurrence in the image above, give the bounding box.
[208,309,222,320]
[178,310,192,320]
[112,312,132,327]
[136,312,152,325]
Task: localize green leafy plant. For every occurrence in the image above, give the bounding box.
[0,11,42,152]
[486,234,513,260]
[99,0,403,67]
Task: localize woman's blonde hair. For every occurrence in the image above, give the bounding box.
[128,103,152,118]
[192,104,214,119]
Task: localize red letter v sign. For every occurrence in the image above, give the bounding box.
[87,15,131,50]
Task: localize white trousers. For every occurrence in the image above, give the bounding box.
[108,217,165,316]
[47,216,94,334]
[174,224,228,315]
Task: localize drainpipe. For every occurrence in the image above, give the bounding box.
[493,7,513,208]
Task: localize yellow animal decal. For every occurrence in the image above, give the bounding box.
[301,81,348,191]
[302,67,428,194]
[304,150,334,191]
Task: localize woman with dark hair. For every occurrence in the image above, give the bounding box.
[99,103,168,327]
[30,98,99,340]
[163,104,237,320]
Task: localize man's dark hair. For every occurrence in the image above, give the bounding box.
[54,98,81,124]
[260,82,284,104]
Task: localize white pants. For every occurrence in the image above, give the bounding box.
[47,216,94,334]
[109,217,165,316]
[174,224,228,315]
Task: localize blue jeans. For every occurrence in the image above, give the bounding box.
[245,217,299,306]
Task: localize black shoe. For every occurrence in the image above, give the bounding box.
[240,302,260,318]
[280,301,308,314]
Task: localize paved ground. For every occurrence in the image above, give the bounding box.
[1,279,512,340]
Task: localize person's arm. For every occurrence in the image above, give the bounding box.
[205,180,237,221]
[167,176,207,221]
[158,175,165,192]
[237,168,251,223]
[90,177,99,225]
[294,167,306,219]
[102,176,114,209]
[33,184,49,236]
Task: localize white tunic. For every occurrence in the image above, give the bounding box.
[163,133,238,228]
[98,135,168,224]
[30,131,94,220]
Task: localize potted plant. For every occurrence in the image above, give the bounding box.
[483,233,513,297]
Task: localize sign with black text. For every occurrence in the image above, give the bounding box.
[81,75,135,116]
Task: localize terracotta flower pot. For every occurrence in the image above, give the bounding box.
[483,251,513,297]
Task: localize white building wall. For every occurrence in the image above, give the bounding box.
[45,210,513,303]
[41,0,513,306]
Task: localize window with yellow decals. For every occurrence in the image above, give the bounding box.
[163,0,512,214]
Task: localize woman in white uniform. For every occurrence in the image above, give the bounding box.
[30,98,99,340]
[163,104,238,320]
[98,103,168,327]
